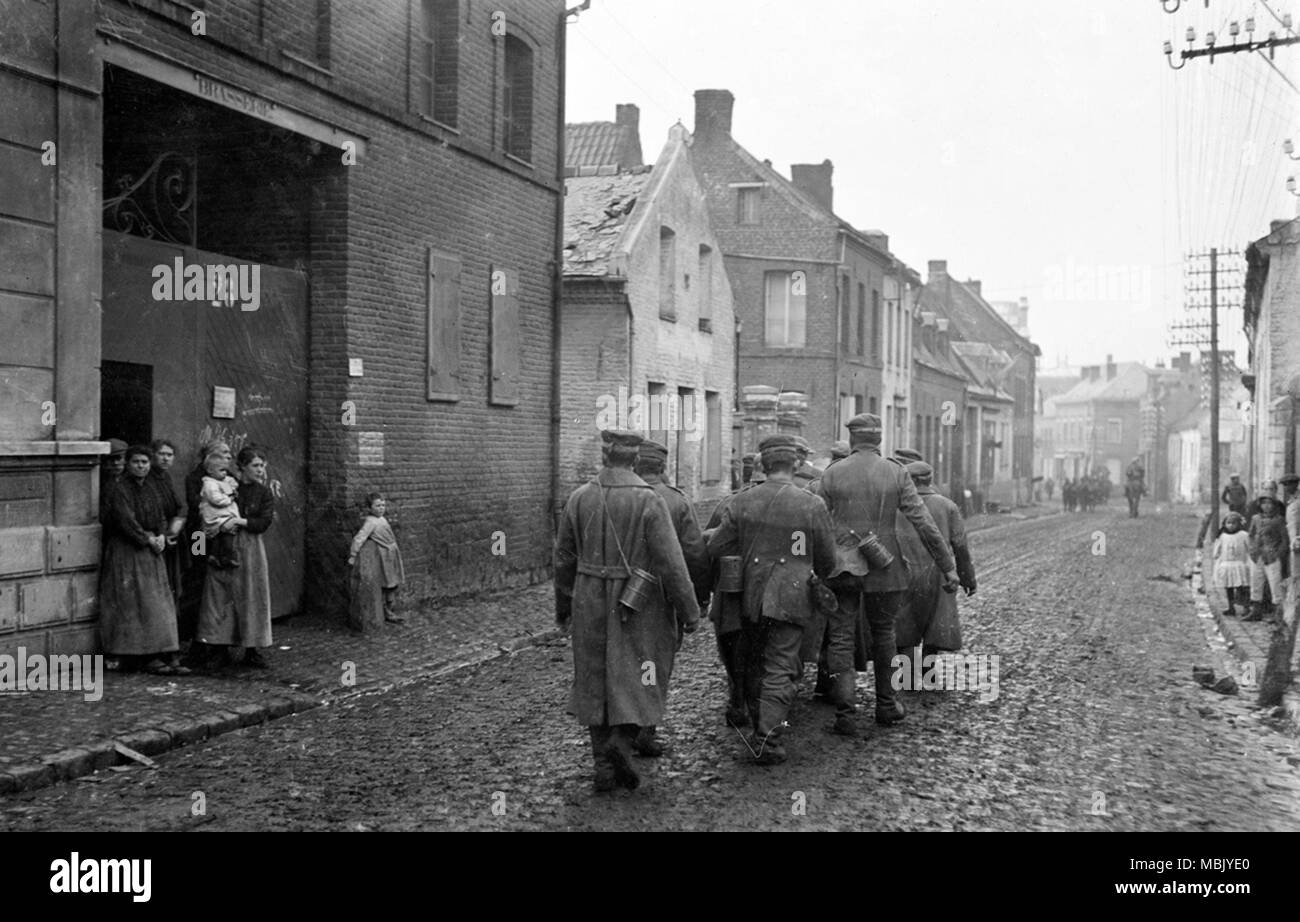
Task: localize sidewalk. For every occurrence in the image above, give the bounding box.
[0,583,559,796]
[1192,555,1300,736]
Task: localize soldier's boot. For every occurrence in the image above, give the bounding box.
[1244,602,1264,622]
[751,725,787,765]
[873,657,906,726]
[605,725,641,790]
[829,669,859,736]
[589,726,617,793]
[632,726,665,758]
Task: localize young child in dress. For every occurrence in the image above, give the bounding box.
[348,493,406,630]
[1212,512,1249,617]
[200,456,241,569]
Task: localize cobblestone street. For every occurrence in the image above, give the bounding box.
[3,509,1298,832]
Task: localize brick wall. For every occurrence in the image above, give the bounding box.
[559,281,630,500]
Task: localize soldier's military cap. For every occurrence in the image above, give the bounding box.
[894,448,924,463]
[107,438,128,455]
[906,461,934,479]
[830,440,850,460]
[758,434,801,465]
[638,439,669,462]
[1279,473,1300,486]
[845,413,882,433]
[791,436,811,456]
[601,430,644,450]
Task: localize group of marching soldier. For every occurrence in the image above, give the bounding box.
[553,413,977,792]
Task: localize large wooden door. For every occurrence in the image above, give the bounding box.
[101,232,308,619]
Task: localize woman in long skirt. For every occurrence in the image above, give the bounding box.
[99,445,189,675]
[196,445,276,668]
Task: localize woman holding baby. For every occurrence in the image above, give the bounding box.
[194,444,277,669]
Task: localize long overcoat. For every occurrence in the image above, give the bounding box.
[895,486,973,651]
[554,467,700,727]
[705,480,836,628]
[642,473,710,602]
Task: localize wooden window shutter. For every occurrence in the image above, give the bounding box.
[427,248,461,401]
[489,265,520,406]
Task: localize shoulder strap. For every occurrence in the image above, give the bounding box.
[598,483,633,572]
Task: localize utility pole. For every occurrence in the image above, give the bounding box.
[1169,248,1244,537]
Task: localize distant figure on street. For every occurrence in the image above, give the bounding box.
[1222,473,1248,518]
[348,492,406,629]
[554,430,700,793]
[1045,477,1055,502]
[1124,456,1146,518]
[1062,478,1074,512]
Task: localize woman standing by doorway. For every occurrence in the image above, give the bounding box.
[99,445,190,675]
[196,445,276,669]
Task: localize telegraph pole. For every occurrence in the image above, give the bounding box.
[1170,248,1243,538]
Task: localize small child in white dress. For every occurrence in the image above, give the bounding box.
[1212,512,1249,617]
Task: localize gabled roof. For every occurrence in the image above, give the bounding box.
[566,121,642,175]
[1054,363,1151,404]
[562,169,652,277]
[707,135,895,263]
[924,275,1039,357]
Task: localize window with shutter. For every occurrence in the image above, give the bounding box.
[704,391,722,483]
[427,248,462,401]
[490,266,521,406]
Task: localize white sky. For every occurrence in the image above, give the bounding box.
[565,0,1300,371]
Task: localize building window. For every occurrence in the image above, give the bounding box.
[648,382,670,449]
[489,265,520,406]
[426,248,461,402]
[764,271,806,348]
[502,34,534,162]
[869,396,878,416]
[413,0,459,126]
[840,275,851,350]
[698,245,713,331]
[855,395,865,416]
[704,391,722,483]
[737,187,760,224]
[856,283,866,357]
[276,0,332,68]
[1106,418,1122,444]
[871,289,881,359]
[886,299,894,369]
[659,227,677,321]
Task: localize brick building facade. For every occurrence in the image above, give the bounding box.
[1,0,566,655]
[689,89,914,457]
[1244,217,1300,487]
[560,118,735,503]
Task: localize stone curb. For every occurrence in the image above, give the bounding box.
[1190,567,1300,737]
[0,629,568,799]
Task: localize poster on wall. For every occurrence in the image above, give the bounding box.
[212,386,236,419]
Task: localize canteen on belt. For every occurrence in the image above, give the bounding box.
[618,567,659,612]
[717,555,744,593]
[856,531,895,570]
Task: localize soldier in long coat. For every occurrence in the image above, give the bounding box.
[894,462,977,657]
[810,414,958,735]
[631,439,710,756]
[707,435,836,765]
[554,430,700,792]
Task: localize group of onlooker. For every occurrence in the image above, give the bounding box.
[97,438,277,674]
[1205,472,1299,623]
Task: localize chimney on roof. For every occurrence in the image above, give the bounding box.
[791,160,834,213]
[1106,355,1117,380]
[615,103,644,167]
[967,279,982,299]
[862,230,889,251]
[694,89,734,143]
[928,260,948,284]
